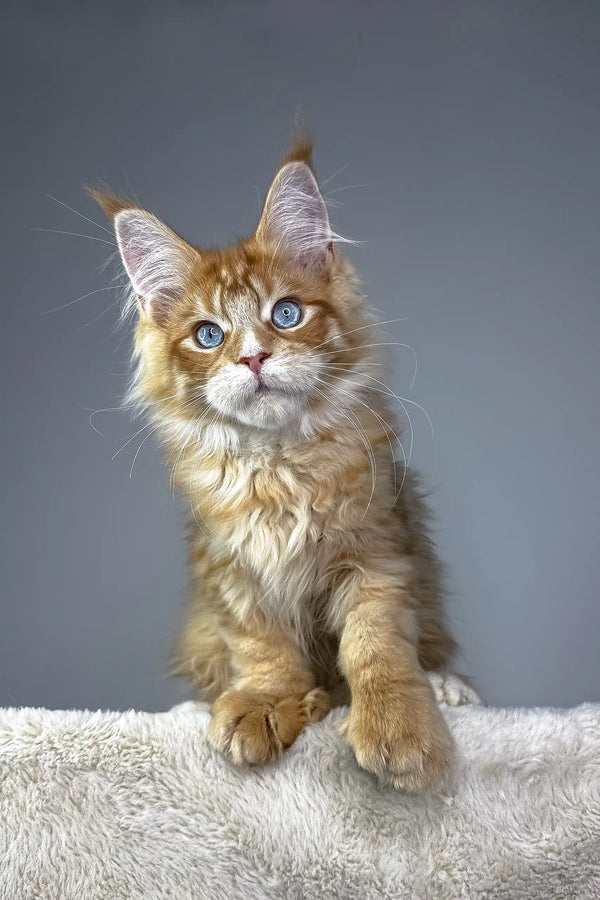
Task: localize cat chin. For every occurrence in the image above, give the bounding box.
[211,391,307,431]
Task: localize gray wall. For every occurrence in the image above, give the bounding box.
[1,0,598,712]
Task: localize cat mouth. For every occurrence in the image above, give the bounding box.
[252,379,287,397]
[235,374,302,406]
[250,377,309,401]
[248,381,297,405]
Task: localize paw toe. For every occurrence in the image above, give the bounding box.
[428,671,482,707]
[209,688,329,766]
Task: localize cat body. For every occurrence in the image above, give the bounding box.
[94,140,458,790]
[170,399,453,700]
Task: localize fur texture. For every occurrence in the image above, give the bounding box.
[93,139,459,790]
[1,694,600,900]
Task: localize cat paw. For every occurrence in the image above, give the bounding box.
[341,683,454,792]
[428,671,482,707]
[208,687,329,765]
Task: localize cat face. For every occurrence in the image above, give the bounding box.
[95,144,368,435]
[166,251,344,430]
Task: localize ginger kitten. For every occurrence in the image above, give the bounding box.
[93,140,460,791]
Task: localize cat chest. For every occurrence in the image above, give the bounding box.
[190,456,358,624]
[208,466,340,600]
[226,506,333,626]
[222,496,327,579]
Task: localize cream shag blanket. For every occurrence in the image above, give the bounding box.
[0,684,599,899]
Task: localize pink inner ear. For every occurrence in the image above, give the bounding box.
[258,161,333,275]
[297,242,334,278]
[117,225,148,285]
[133,278,181,322]
[115,209,193,320]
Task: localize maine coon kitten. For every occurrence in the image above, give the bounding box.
[93,140,460,791]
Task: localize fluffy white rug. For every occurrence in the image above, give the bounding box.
[0,684,599,899]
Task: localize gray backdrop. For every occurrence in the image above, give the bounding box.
[1,0,598,712]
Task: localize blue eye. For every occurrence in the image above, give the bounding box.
[195,322,224,349]
[271,299,302,329]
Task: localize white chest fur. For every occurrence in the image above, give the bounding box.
[194,452,338,630]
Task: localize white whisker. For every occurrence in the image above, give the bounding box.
[319,163,350,187]
[122,170,141,206]
[321,366,432,487]
[315,374,401,501]
[46,194,114,236]
[312,383,377,519]
[42,286,118,316]
[298,318,408,359]
[320,371,411,502]
[81,297,122,328]
[129,426,158,478]
[324,182,374,196]
[112,421,154,459]
[31,227,116,245]
[322,363,431,434]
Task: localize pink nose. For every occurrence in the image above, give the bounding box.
[238,351,271,375]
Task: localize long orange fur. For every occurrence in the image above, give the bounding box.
[93,139,457,790]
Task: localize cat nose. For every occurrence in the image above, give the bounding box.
[238,351,271,375]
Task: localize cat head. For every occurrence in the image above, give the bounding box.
[93,141,372,439]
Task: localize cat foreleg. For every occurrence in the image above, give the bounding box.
[208,615,329,765]
[336,567,454,792]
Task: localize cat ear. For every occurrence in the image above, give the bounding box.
[89,190,195,320]
[256,162,333,275]
[113,209,196,320]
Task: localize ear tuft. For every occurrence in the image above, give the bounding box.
[87,186,136,221]
[280,125,314,170]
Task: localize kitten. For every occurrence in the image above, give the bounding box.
[93,139,459,791]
